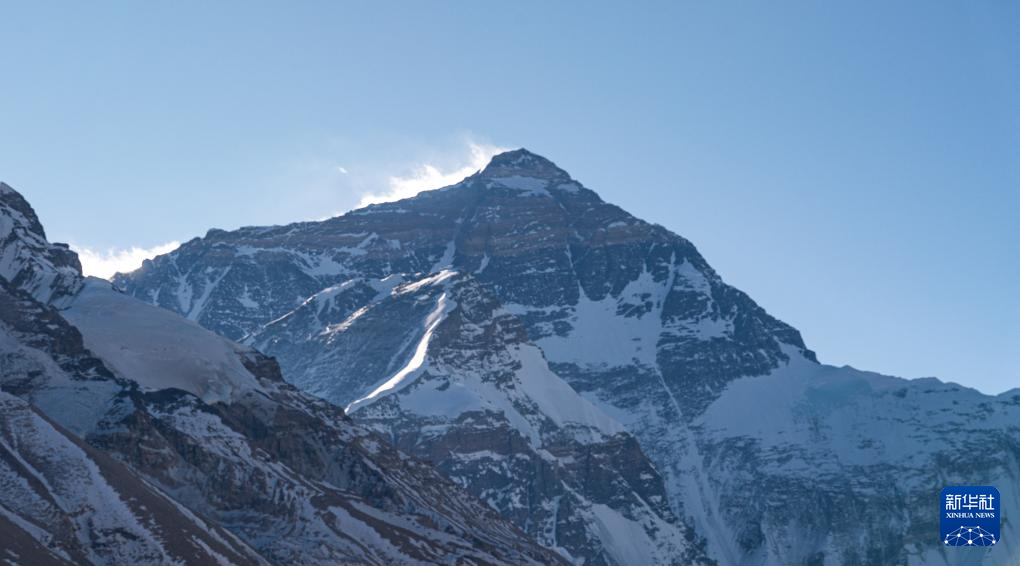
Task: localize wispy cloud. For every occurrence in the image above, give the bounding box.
[71,241,181,280]
[356,142,507,208]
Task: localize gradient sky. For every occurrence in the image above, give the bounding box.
[1,2,1017,393]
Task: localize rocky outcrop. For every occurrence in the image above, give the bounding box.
[0,182,82,304]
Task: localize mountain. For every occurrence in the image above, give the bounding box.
[115,151,714,565]
[0,182,82,304]
[117,148,1020,565]
[0,182,564,564]
[259,269,708,565]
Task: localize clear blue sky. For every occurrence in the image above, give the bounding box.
[1,2,1017,393]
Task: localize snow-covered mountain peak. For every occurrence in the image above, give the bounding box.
[111,150,1020,564]
[478,148,580,191]
[483,148,563,174]
[0,182,83,304]
[1,182,51,243]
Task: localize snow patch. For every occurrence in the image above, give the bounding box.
[531,266,667,369]
[63,278,264,404]
[589,503,659,566]
[491,175,550,197]
[430,240,456,272]
[395,269,457,296]
[346,292,453,413]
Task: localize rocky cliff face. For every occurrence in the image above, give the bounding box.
[116,149,1020,565]
[0,182,82,304]
[0,182,564,565]
[257,268,709,565]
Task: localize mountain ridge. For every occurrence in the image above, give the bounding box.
[117,148,1018,565]
[0,180,568,565]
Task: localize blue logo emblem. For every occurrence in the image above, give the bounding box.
[941,486,1000,547]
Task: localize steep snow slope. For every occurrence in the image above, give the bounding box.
[117,149,1020,565]
[64,278,265,404]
